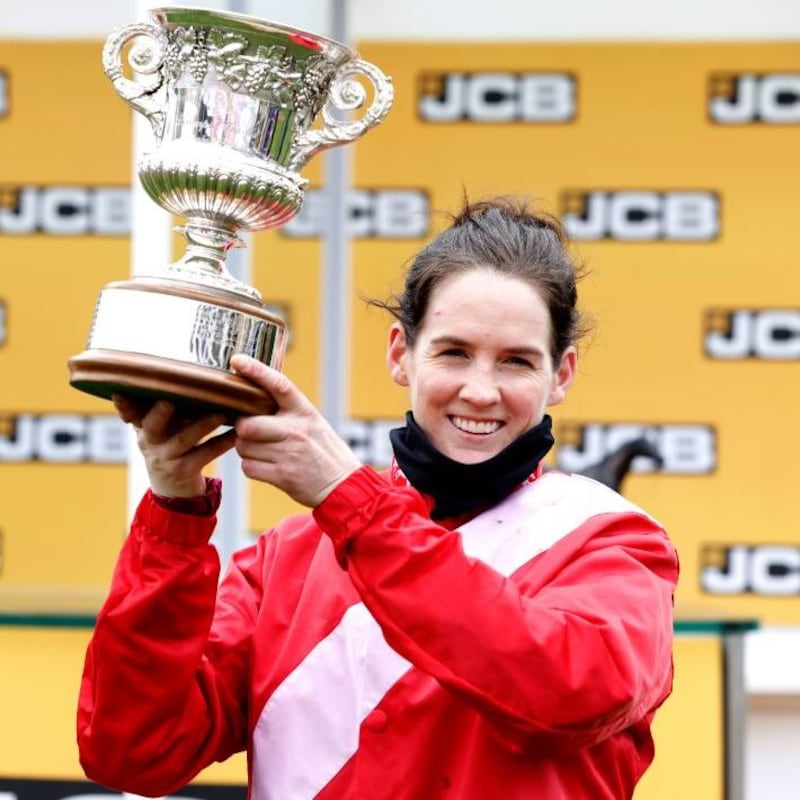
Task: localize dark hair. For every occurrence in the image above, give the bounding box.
[371,195,590,362]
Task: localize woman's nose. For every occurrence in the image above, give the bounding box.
[458,366,501,405]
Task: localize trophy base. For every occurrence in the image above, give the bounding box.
[68,349,277,421]
[68,278,288,423]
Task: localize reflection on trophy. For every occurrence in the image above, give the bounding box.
[68,6,393,419]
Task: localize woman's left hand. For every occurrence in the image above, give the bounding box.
[230,355,362,507]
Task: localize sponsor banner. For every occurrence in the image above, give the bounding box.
[708,72,800,124]
[701,544,800,597]
[0,44,144,609]
[0,414,127,464]
[704,308,800,360]
[417,71,577,123]
[0,37,797,636]
[281,188,430,239]
[560,190,721,241]
[0,185,130,236]
[3,36,794,796]
[555,421,717,475]
[351,40,800,624]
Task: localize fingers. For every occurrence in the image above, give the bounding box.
[153,426,236,496]
[112,394,175,433]
[113,394,225,443]
[112,394,236,499]
[191,426,238,463]
[159,408,227,452]
[233,414,288,448]
[230,355,308,413]
[112,393,149,427]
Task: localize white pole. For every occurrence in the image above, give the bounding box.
[128,0,251,563]
[319,0,351,432]
[127,0,173,524]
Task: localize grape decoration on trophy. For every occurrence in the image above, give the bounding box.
[68,6,393,419]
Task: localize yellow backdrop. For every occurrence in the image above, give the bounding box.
[1,36,796,797]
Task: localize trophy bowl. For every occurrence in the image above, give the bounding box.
[68,6,393,421]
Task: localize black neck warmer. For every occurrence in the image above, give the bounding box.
[389,412,554,520]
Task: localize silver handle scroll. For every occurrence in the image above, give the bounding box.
[288,59,394,170]
[102,23,168,138]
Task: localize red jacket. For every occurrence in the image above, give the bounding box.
[78,465,678,800]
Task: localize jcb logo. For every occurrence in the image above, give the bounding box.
[701,545,800,596]
[0,414,128,463]
[560,190,720,241]
[282,189,429,239]
[0,185,130,235]
[418,72,576,123]
[340,418,402,467]
[556,423,717,475]
[705,309,800,360]
[709,73,800,124]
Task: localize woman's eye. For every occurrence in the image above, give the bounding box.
[505,356,533,368]
[440,348,466,358]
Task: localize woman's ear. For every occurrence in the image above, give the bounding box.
[386,323,410,387]
[547,346,577,407]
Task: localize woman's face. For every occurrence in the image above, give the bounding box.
[387,268,576,464]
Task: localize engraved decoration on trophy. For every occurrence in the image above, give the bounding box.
[67,6,393,419]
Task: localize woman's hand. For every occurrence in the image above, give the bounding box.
[231,355,362,507]
[112,395,236,498]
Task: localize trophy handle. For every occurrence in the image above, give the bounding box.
[102,23,168,139]
[288,59,394,171]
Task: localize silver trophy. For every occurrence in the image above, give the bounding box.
[68,6,393,419]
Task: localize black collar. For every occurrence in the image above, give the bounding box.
[389,412,554,520]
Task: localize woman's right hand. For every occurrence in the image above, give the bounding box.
[112,394,237,498]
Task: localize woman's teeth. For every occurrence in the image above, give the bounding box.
[450,416,502,435]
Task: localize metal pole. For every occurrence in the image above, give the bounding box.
[319,0,351,431]
[722,630,747,800]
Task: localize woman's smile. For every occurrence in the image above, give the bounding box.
[449,415,504,435]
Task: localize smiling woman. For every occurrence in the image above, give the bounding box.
[77,195,679,800]
[378,197,583,471]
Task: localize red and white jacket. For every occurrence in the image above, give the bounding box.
[78,465,678,800]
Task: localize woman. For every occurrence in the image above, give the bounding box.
[77,197,678,800]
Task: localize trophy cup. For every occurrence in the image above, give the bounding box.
[68,6,393,419]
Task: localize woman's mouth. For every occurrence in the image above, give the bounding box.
[449,416,503,435]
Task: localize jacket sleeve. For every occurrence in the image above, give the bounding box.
[77,485,266,796]
[313,466,678,753]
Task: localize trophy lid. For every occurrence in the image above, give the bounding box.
[148,6,358,65]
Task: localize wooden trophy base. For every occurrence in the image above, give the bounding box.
[68,349,278,422]
[68,279,287,423]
